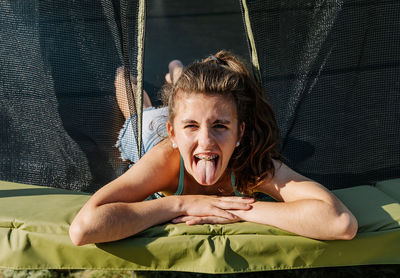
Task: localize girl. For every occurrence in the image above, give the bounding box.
[69,51,357,246]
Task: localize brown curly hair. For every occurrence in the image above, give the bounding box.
[161,50,281,194]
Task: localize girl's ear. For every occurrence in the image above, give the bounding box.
[167,122,178,149]
[239,122,245,141]
[167,121,174,140]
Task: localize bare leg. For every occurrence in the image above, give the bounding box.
[165,60,183,84]
[115,66,152,119]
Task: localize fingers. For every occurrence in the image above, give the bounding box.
[210,207,239,220]
[181,195,254,221]
[214,200,253,210]
[212,197,254,211]
[216,196,255,203]
[172,216,239,225]
[171,216,192,223]
[187,216,232,225]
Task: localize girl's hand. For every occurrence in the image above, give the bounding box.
[179,195,254,221]
[172,215,241,225]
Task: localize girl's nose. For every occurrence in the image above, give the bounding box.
[198,127,215,148]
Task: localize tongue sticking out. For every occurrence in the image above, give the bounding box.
[196,159,217,184]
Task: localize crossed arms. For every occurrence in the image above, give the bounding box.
[69,140,358,245]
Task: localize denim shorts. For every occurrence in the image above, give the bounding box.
[115,107,168,163]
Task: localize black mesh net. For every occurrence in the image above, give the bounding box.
[244,0,400,189]
[1,0,399,193]
[0,0,141,192]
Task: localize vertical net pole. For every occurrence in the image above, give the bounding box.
[136,0,146,158]
[240,0,262,86]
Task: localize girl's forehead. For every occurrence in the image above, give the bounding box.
[174,93,237,119]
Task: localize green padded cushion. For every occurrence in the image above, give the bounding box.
[376,179,400,201]
[1,179,400,273]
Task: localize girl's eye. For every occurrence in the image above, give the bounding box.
[214,124,227,129]
[184,124,198,129]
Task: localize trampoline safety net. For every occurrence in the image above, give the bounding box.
[1,0,399,193]
[1,0,143,192]
[244,0,400,189]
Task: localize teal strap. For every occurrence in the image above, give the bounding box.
[174,155,184,195]
[231,173,275,201]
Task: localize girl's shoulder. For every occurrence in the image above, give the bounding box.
[92,139,181,204]
[134,139,181,195]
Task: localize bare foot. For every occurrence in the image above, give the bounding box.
[115,66,152,119]
[165,60,183,84]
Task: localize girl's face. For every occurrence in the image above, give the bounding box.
[167,92,244,186]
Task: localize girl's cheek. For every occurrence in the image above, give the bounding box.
[176,132,197,152]
[214,132,234,144]
[182,131,196,142]
[188,128,204,139]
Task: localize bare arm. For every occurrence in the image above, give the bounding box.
[231,161,358,240]
[69,140,180,245]
[174,161,358,240]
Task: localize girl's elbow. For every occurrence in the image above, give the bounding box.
[69,222,86,246]
[334,212,358,240]
[69,211,94,246]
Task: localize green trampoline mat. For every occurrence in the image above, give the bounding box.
[1,179,400,273]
